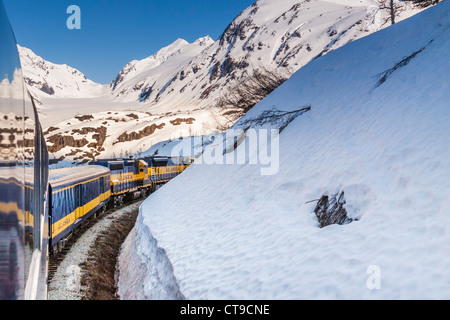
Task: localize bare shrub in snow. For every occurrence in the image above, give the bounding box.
[375,46,426,87]
[311,192,354,228]
[239,106,311,132]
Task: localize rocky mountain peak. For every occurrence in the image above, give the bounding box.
[17,45,104,99]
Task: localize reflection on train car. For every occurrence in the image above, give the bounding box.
[0,0,49,300]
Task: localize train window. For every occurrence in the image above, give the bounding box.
[110,163,123,171]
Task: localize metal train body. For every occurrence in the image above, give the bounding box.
[0,2,192,299]
[0,1,49,299]
[145,156,192,185]
[91,156,192,205]
[48,166,111,253]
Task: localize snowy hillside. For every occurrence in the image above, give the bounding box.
[44,108,214,163]
[117,2,450,300]
[18,45,106,100]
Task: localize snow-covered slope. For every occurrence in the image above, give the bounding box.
[18,45,106,100]
[118,2,450,300]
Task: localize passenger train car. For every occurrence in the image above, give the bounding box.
[48,166,111,254]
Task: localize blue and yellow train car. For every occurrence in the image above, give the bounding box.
[91,159,151,205]
[48,166,111,253]
[144,156,192,186]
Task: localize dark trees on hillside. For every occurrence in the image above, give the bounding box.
[213,68,288,131]
[377,0,443,26]
[413,0,445,8]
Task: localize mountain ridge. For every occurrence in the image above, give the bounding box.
[18,45,106,100]
[19,0,422,165]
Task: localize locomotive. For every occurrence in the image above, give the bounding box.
[0,2,192,299]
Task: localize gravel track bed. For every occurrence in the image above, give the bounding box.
[48,200,143,300]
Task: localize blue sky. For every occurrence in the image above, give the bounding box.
[3,0,255,84]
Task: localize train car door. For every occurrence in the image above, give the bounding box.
[75,184,83,221]
[100,177,105,201]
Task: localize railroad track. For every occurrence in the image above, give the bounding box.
[48,198,143,283]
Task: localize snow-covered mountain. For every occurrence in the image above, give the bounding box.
[110,37,215,102]
[18,45,106,101]
[110,0,420,111]
[20,0,422,164]
[118,1,450,299]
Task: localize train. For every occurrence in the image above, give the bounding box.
[49,157,192,255]
[0,2,191,299]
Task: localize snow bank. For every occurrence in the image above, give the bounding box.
[117,211,184,300]
[118,2,450,300]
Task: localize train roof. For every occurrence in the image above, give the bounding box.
[49,165,110,189]
[91,158,136,163]
[143,156,192,165]
[91,156,189,166]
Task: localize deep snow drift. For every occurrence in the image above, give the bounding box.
[118,2,450,299]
